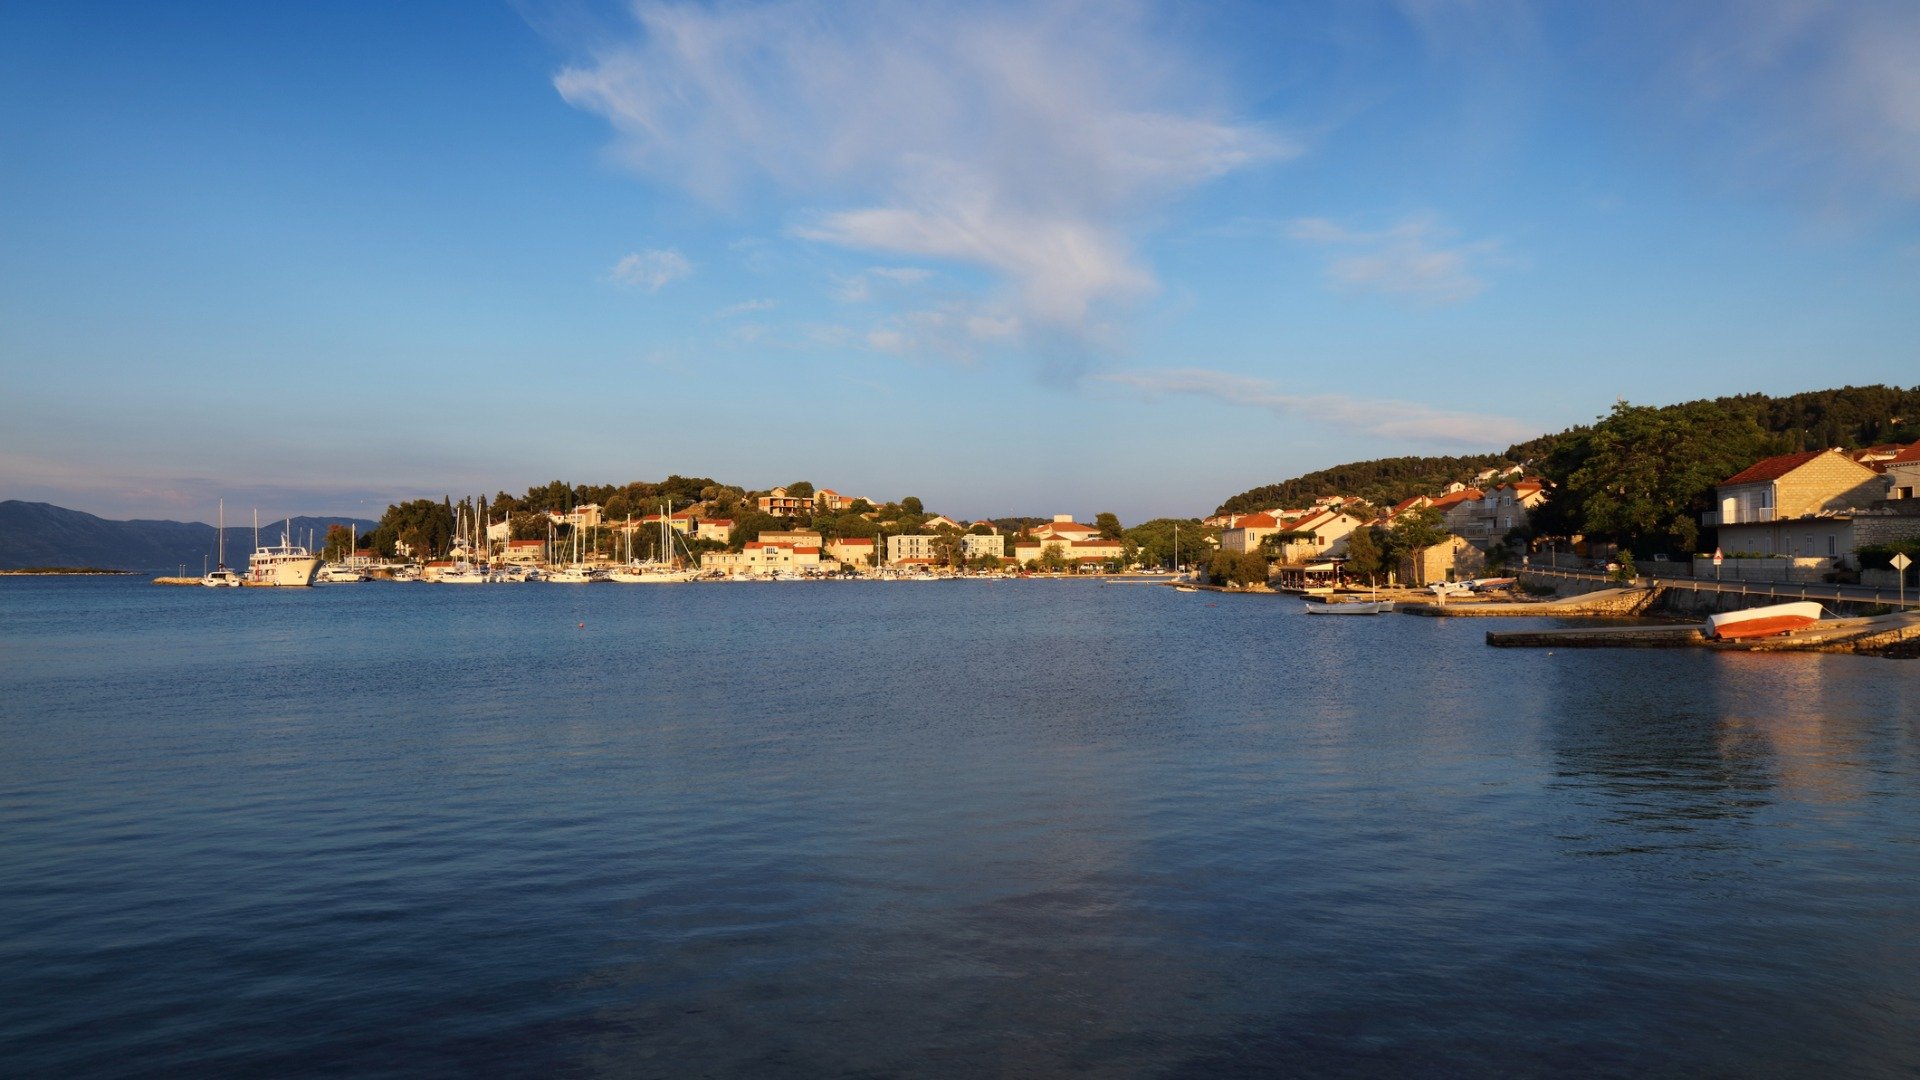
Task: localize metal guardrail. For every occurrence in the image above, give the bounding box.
[1522,566,1918,610]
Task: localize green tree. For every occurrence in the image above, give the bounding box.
[900,495,924,516]
[1122,518,1214,570]
[1206,550,1269,588]
[321,524,354,562]
[1383,507,1449,585]
[1094,512,1124,540]
[784,480,815,498]
[1343,524,1385,583]
[1037,545,1069,573]
[1553,400,1771,555]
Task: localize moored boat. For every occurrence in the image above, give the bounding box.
[1305,600,1392,614]
[246,516,320,586]
[202,500,244,587]
[1705,601,1824,641]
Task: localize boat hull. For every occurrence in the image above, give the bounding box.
[1306,601,1390,614]
[1706,601,1823,641]
[246,557,319,586]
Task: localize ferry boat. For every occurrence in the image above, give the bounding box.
[1706,601,1824,641]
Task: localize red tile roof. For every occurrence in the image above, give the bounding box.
[1720,449,1833,486]
[1229,512,1279,528]
[1887,443,1920,464]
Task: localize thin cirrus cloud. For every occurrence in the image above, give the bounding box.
[1659,1,1920,206]
[1287,216,1502,305]
[1098,368,1536,447]
[554,0,1294,349]
[609,248,693,291]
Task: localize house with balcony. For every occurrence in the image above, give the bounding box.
[1267,507,1368,563]
[1704,449,1891,560]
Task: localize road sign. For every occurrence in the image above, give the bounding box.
[1893,553,1913,570]
[1712,548,1724,566]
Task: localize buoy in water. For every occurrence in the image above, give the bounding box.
[578,622,585,629]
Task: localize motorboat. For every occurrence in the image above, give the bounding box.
[546,565,606,583]
[1305,600,1392,614]
[1706,601,1824,641]
[246,515,320,586]
[316,563,367,583]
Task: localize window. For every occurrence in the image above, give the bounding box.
[1827,535,1836,556]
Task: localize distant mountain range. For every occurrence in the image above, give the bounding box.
[0,501,379,571]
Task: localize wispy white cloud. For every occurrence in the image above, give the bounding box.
[1288,215,1502,304]
[868,266,933,285]
[556,0,1293,343]
[862,301,1022,364]
[1662,1,1920,205]
[716,298,776,317]
[1097,367,1535,446]
[831,265,936,304]
[609,248,693,291]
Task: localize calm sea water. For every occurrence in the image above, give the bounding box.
[2,576,1916,1078]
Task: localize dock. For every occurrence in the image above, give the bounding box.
[1488,611,1920,656]
[1488,624,1704,648]
[1402,586,1656,618]
[152,576,201,586]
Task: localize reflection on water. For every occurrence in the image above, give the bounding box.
[1,578,1917,1078]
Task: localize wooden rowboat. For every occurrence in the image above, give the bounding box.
[1706,601,1823,641]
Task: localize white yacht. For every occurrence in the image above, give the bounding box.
[546,565,606,583]
[316,563,366,583]
[247,533,320,586]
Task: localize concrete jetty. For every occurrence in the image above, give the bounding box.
[1401,586,1656,618]
[1488,611,1920,656]
[1487,624,1704,648]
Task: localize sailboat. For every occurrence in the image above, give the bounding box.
[546,505,605,582]
[437,501,489,583]
[201,500,244,587]
[609,501,695,583]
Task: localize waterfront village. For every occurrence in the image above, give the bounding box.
[316,440,1920,592]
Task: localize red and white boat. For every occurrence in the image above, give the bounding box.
[1706,601,1823,641]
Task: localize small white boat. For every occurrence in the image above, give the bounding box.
[1706,601,1824,641]
[546,565,606,583]
[1305,600,1392,615]
[202,501,245,587]
[435,566,490,584]
[316,563,366,583]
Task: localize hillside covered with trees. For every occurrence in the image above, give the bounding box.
[1216,385,1920,554]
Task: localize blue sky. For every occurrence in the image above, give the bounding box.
[3,1,1917,524]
